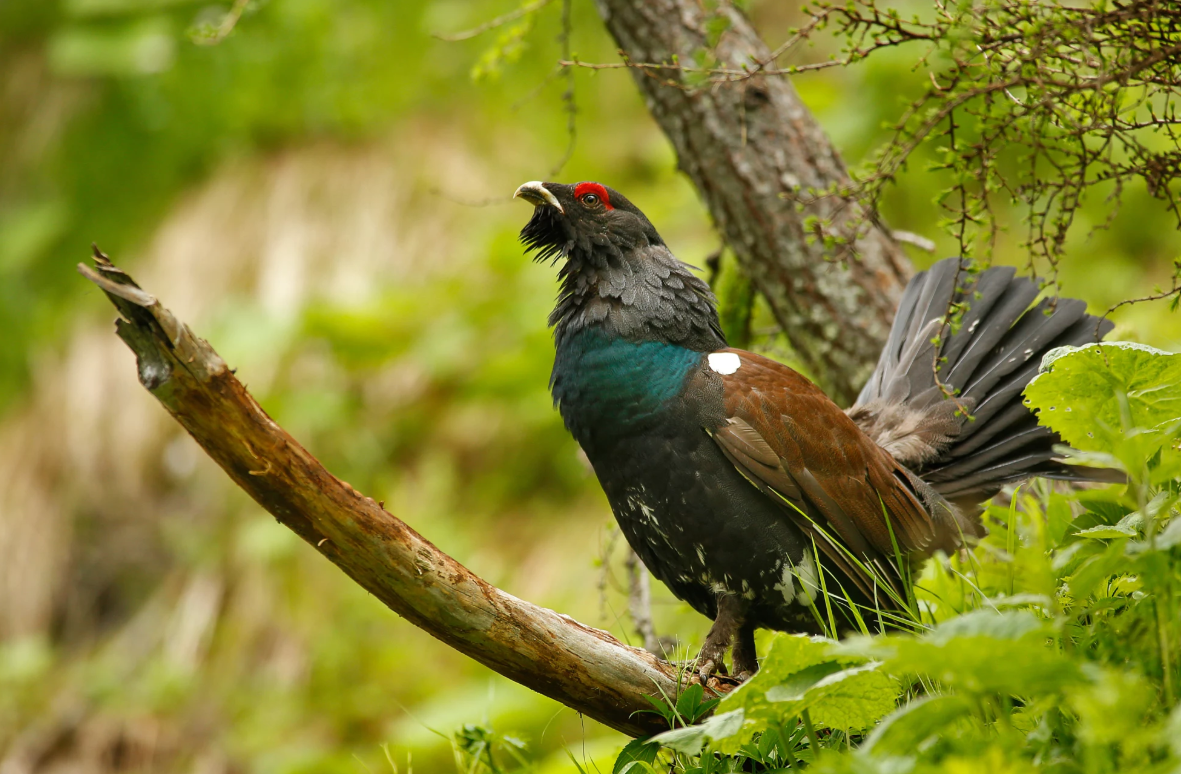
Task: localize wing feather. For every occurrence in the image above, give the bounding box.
[704,348,946,601]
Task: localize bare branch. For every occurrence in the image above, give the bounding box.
[77,248,725,739]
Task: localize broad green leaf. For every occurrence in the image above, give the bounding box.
[763,663,898,731]
[1075,523,1137,540]
[1074,491,1134,532]
[1051,540,1103,575]
[718,635,898,733]
[861,694,974,756]
[613,738,660,774]
[1053,446,1128,473]
[650,709,745,755]
[839,611,1082,696]
[1025,342,1181,476]
[728,634,839,688]
[1067,539,1131,599]
[924,608,1044,643]
[988,593,1056,611]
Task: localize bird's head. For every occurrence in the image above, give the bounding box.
[514,179,725,351]
[514,180,663,266]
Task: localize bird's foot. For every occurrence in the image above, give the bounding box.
[696,657,728,683]
[696,629,732,683]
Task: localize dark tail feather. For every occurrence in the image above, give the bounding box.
[851,256,1115,506]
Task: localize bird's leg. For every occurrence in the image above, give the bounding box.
[731,621,758,681]
[697,593,747,682]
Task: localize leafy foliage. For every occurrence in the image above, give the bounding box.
[1026,342,1181,485]
[801,0,1181,303]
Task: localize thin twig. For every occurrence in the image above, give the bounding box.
[433,0,555,42]
[625,549,661,654]
[550,0,577,176]
[890,230,937,252]
[192,0,251,46]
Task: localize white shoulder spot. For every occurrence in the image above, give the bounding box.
[707,352,742,375]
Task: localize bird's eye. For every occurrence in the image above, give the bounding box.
[580,194,600,206]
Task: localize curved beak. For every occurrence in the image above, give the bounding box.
[513,181,564,214]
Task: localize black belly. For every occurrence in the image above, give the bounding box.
[588,415,822,634]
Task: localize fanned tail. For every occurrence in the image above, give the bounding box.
[849,256,1116,513]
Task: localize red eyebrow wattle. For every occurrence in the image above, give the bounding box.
[574,182,613,210]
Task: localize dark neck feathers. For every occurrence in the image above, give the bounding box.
[550,244,726,353]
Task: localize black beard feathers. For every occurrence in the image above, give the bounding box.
[520,206,572,265]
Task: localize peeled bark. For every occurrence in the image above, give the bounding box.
[593,0,913,404]
[78,250,713,739]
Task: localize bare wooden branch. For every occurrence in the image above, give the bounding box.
[77,248,718,739]
[592,0,914,403]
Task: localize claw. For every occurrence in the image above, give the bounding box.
[697,657,729,682]
[696,594,750,684]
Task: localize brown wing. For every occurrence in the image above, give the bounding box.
[705,348,940,600]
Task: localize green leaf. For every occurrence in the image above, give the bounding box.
[1075,523,1137,540]
[765,663,899,731]
[671,682,719,725]
[1068,668,1154,747]
[861,694,974,756]
[1076,491,1134,529]
[1068,538,1131,599]
[704,13,731,47]
[650,710,746,755]
[840,611,1083,696]
[613,738,660,774]
[924,608,1044,643]
[719,634,898,732]
[724,636,832,693]
[718,635,843,717]
[1025,342,1181,476]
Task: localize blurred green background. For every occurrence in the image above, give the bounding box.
[0,0,1177,771]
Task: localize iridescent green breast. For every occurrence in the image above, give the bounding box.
[550,327,703,447]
